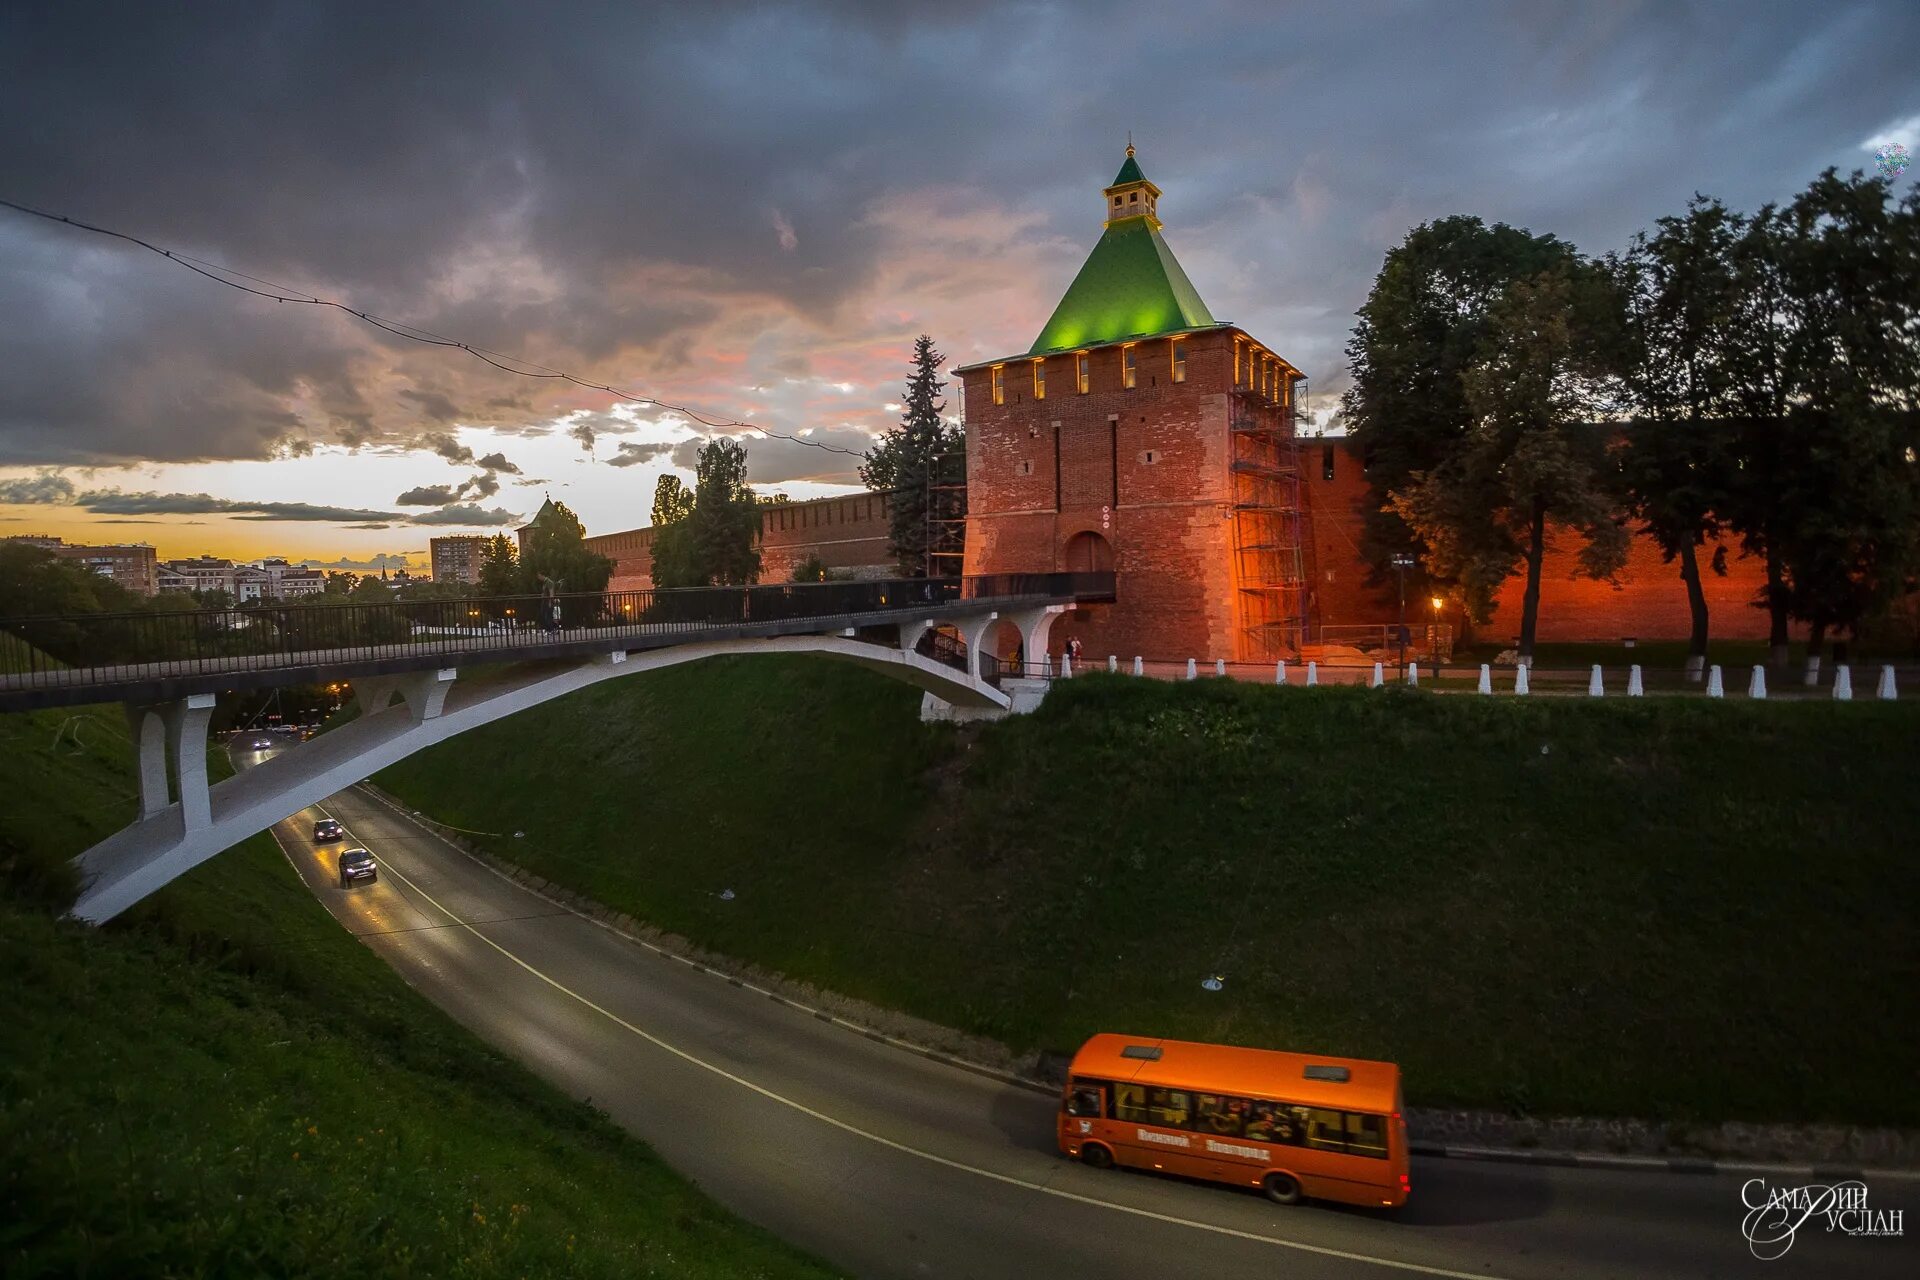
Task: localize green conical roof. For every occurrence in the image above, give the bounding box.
[523,495,561,528]
[1111,151,1147,186]
[1029,216,1215,355]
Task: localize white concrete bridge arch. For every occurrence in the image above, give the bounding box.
[72,606,1071,924]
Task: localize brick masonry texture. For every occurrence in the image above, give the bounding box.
[584,387,1785,655]
[1304,439,1785,645]
[588,490,898,590]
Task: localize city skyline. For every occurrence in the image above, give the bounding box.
[3,1,1917,569]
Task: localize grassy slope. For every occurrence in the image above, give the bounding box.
[377,657,1920,1128]
[0,700,840,1279]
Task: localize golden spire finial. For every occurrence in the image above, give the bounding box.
[1126,131,1135,157]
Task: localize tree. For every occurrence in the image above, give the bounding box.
[1343,216,1583,600]
[520,498,613,598]
[1616,198,1745,679]
[1721,172,1920,673]
[1390,263,1630,662]
[790,553,829,583]
[651,474,694,527]
[652,438,762,588]
[476,533,520,601]
[862,335,965,576]
[323,571,359,595]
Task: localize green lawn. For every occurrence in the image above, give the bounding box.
[378,657,1920,1129]
[0,698,842,1279]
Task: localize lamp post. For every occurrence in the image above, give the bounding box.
[1390,552,1414,673]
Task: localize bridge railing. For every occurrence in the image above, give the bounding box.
[0,572,1116,694]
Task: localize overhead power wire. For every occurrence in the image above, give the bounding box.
[0,195,865,456]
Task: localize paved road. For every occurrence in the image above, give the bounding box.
[251,754,1914,1278]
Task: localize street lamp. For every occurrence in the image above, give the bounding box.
[1390,553,1415,673]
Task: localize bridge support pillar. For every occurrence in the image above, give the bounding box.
[897,617,938,656]
[127,693,217,832]
[956,611,1000,680]
[362,668,459,722]
[126,703,172,818]
[1006,605,1071,672]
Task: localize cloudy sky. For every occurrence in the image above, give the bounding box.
[2,1,1916,570]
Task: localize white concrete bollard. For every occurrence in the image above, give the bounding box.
[1514,664,1530,696]
[1804,654,1822,687]
[1408,662,1419,687]
[1108,654,1117,673]
[1706,665,1724,697]
[1185,658,1197,680]
[1877,665,1898,700]
[1042,653,1053,678]
[1833,664,1853,701]
[1370,662,1384,688]
[1216,658,1227,677]
[1477,664,1492,695]
[1276,660,1287,685]
[1748,665,1767,699]
[1060,653,1072,679]
[1628,664,1644,697]
[1588,665,1604,697]
[1306,661,1319,687]
[1133,656,1144,676]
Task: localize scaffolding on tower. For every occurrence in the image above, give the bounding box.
[921,447,968,579]
[1228,374,1310,660]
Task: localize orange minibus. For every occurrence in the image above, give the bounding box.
[1057,1033,1410,1209]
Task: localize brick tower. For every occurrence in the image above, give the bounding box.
[957,146,1309,664]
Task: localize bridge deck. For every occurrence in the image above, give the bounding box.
[1,573,1114,711]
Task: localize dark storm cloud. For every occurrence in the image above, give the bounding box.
[668,428,871,486]
[417,431,475,466]
[406,503,518,526]
[1,1,1916,468]
[394,484,462,507]
[0,471,76,504]
[474,451,521,474]
[76,492,401,522]
[2,479,518,527]
[605,440,677,468]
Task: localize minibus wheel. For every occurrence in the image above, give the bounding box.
[1081,1144,1115,1170]
[1262,1172,1302,1205]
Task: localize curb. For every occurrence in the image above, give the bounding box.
[352,784,1920,1182]
[1405,1143,1920,1181]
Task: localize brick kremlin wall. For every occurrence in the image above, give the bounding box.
[587,490,898,590]
[1302,439,1782,645]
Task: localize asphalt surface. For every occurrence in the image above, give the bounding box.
[246,748,1915,1279]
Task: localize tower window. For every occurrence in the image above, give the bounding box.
[991,365,1004,406]
[1129,192,1139,203]
[1170,339,1187,384]
[1234,342,1243,387]
[1076,352,1090,394]
[1033,359,1046,400]
[1122,345,1137,389]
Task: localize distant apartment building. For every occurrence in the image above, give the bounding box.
[4,535,159,595]
[152,555,330,601]
[430,534,487,585]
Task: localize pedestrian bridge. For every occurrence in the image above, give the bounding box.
[0,573,1112,922]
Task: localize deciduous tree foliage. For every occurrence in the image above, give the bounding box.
[1616,198,1744,676]
[1390,264,1629,660]
[519,499,613,597]
[1721,172,1920,669]
[652,439,761,588]
[862,335,964,577]
[476,533,520,603]
[1342,216,1582,597]
[651,475,694,528]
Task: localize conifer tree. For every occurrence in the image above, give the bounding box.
[862,335,964,576]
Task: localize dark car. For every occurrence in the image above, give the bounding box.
[313,818,345,843]
[338,847,377,888]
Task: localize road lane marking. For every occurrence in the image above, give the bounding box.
[340,835,1505,1279]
